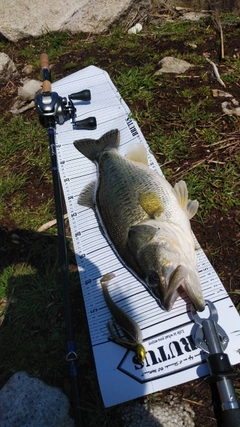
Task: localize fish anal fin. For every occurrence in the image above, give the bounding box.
[174,180,188,208]
[174,180,199,219]
[139,192,164,218]
[78,181,96,208]
[126,143,148,165]
[187,199,199,219]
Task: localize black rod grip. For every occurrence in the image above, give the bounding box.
[218,408,240,427]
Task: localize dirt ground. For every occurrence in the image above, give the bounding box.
[0,10,240,427]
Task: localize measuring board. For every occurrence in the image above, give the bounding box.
[53,65,240,407]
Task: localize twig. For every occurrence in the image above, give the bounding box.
[204,136,239,147]
[182,398,205,407]
[38,213,68,232]
[213,10,225,60]
[205,57,226,87]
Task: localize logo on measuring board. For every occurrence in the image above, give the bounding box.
[117,325,206,383]
[126,116,139,137]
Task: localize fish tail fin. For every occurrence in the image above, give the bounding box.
[174,180,199,219]
[73,129,120,161]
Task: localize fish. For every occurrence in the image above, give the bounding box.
[73,129,205,312]
[100,273,146,362]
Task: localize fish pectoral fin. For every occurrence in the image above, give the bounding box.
[128,223,157,252]
[126,143,148,165]
[78,181,96,208]
[138,192,164,218]
[173,180,199,219]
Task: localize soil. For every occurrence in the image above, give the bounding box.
[0,9,240,427]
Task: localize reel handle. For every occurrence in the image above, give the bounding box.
[70,90,91,102]
[75,117,97,130]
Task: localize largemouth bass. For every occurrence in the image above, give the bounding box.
[74,129,205,311]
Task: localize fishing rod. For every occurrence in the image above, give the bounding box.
[35,53,97,427]
[191,300,240,427]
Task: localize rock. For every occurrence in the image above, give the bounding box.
[18,79,42,101]
[222,99,240,116]
[0,0,151,42]
[128,23,143,34]
[180,11,209,21]
[0,53,19,86]
[22,64,34,75]
[121,399,195,427]
[10,99,36,115]
[0,371,74,427]
[155,56,193,74]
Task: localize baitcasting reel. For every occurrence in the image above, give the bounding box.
[35,89,97,130]
[35,53,97,130]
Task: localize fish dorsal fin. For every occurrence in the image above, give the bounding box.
[77,181,96,208]
[126,143,148,165]
[173,180,199,219]
[74,129,120,161]
[138,192,164,218]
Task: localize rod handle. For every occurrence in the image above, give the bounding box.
[40,52,49,70]
[42,80,51,92]
[40,52,51,92]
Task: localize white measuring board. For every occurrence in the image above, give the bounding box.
[53,66,240,408]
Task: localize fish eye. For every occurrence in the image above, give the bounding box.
[148,272,160,287]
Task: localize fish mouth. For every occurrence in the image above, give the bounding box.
[162,265,205,312]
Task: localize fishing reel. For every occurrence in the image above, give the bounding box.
[35,89,97,130]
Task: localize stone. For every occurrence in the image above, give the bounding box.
[0,371,74,427]
[18,79,42,101]
[180,11,209,21]
[155,56,193,74]
[0,0,151,42]
[128,23,143,34]
[10,99,36,115]
[0,53,19,86]
[121,399,195,426]
[22,64,34,75]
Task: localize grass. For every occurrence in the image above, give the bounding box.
[0,13,240,426]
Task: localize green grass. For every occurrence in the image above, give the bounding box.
[0,115,53,227]
[0,13,239,425]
